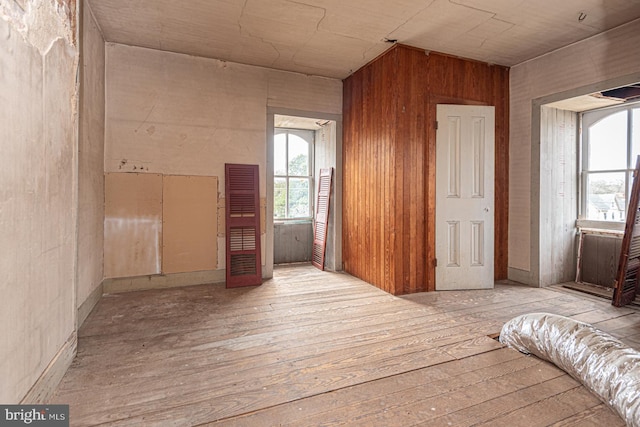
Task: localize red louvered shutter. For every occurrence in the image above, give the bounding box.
[312,168,333,270]
[613,156,640,306]
[225,164,262,288]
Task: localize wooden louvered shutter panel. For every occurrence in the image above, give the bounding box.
[613,156,640,306]
[312,168,333,270]
[225,164,262,288]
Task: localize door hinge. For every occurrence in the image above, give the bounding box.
[434,258,438,267]
[435,121,438,130]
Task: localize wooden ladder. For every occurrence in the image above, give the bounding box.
[613,155,640,307]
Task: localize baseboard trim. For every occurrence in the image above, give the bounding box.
[77,281,103,328]
[20,333,77,404]
[103,270,226,293]
[508,267,538,287]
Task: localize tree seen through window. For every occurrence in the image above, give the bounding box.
[274,130,313,219]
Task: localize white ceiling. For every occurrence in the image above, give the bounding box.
[275,115,327,130]
[87,0,640,79]
[545,94,624,112]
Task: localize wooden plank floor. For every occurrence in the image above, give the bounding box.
[51,265,640,426]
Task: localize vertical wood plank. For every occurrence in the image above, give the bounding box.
[342,77,351,273]
[494,65,510,280]
[426,95,437,291]
[384,49,397,294]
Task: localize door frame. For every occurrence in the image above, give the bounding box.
[266,107,343,279]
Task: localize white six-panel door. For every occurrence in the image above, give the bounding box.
[436,105,495,290]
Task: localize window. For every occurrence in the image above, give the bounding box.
[581,103,640,222]
[274,129,314,220]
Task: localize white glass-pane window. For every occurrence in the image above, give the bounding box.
[581,104,640,222]
[274,129,314,220]
[588,111,627,171]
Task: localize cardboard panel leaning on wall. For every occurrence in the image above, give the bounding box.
[104,173,163,278]
[162,175,217,274]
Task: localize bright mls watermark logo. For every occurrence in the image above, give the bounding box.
[0,405,68,426]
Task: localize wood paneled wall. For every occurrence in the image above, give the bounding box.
[343,45,509,295]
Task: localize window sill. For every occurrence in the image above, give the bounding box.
[274,219,313,225]
[576,219,625,234]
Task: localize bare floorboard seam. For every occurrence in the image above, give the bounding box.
[194,347,510,426]
[428,379,585,427]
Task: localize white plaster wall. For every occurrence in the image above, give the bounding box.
[0,1,78,402]
[105,43,342,273]
[77,1,105,310]
[509,19,640,283]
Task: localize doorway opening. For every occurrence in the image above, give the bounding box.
[265,111,341,276]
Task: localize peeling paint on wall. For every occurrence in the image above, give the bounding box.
[1,0,76,53]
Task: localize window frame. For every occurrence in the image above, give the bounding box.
[273,128,314,221]
[579,101,640,229]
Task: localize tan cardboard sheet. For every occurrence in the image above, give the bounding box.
[104,173,163,278]
[162,175,218,274]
